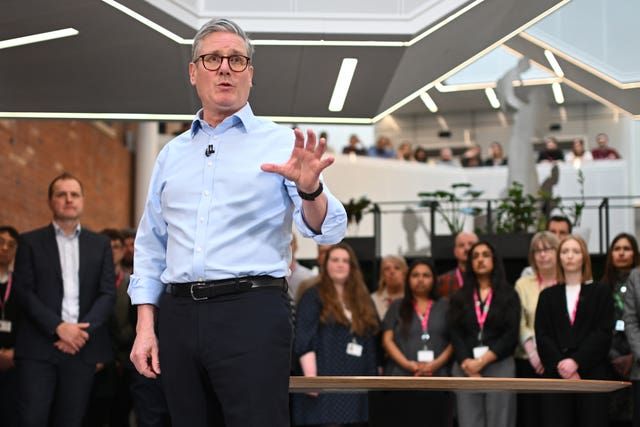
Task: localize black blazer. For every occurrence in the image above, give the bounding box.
[13,224,116,364]
[535,282,613,379]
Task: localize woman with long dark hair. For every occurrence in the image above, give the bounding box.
[379,259,453,426]
[449,241,520,427]
[535,235,613,427]
[292,242,379,427]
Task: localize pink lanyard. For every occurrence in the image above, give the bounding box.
[570,286,581,325]
[115,270,123,289]
[474,288,493,332]
[0,274,12,318]
[537,274,557,290]
[455,268,464,288]
[413,300,433,332]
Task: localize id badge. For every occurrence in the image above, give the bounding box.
[346,342,363,357]
[417,350,434,362]
[615,320,625,332]
[473,345,489,359]
[0,319,12,333]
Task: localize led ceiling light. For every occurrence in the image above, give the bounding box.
[551,82,565,104]
[544,49,564,77]
[484,88,501,109]
[419,93,439,113]
[328,58,358,112]
[0,28,78,50]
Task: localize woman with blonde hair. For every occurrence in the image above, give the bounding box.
[293,242,379,426]
[514,231,559,427]
[371,255,408,319]
[535,235,613,427]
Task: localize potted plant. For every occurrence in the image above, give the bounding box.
[418,183,483,234]
[343,196,373,230]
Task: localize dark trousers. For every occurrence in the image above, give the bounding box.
[129,368,171,427]
[0,368,19,427]
[17,355,95,427]
[541,392,609,427]
[632,381,640,427]
[159,287,292,427]
[515,357,543,427]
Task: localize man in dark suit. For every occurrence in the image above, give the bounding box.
[13,173,115,427]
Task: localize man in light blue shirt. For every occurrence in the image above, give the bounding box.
[129,18,346,427]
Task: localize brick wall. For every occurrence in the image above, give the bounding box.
[0,120,134,234]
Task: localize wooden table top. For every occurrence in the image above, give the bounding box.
[289,376,629,394]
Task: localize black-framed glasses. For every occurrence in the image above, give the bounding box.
[194,54,250,72]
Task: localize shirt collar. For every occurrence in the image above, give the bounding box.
[191,103,257,137]
[52,221,81,238]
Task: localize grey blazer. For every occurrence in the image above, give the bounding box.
[622,268,640,379]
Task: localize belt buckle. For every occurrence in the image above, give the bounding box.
[189,283,209,301]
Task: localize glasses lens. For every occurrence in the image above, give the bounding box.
[199,55,248,72]
[201,54,221,71]
[228,55,248,71]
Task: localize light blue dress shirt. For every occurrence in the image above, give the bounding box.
[128,104,347,306]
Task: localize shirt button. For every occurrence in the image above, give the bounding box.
[204,191,209,196]
[200,217,205,223]
[196,247,202,252]
[213,135,218,140]
[197,277,203,282]
[208,161,213,167]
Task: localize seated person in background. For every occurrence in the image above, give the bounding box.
[437,231,478,298]
[414,146,429,163]
[537,136,565,163]
[397,141,413,161]
[483,141,507,166]
[371,255,408,320]
[461,143,482,167]
[565,137,593,165]
[592,132,621,160]
[368,136,396,159]
[436,147,458,167]
[381,259,453,427]
[342,134,367,156]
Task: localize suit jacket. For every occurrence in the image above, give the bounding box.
[13,224,115,364]
[535,282,613,379]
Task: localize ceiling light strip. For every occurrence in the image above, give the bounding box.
[0,28,79,50]
[544,49,564,77]
[436,77,561,92]
[551,82,565,104]
[484,88,501,109]
[372,0,571,123]
[419,92,438,113]
[520,32,640,89]
[101,0,190,44]
[328,58,358,112]
[408,0,485,46]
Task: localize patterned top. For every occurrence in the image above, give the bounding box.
[437,268,462,299]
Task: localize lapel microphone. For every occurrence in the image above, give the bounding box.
[205,144,215,157]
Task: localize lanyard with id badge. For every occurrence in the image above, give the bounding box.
[473,288,493,359]
[614,284,627,332]
[414,300,434,362]
[346,337,363,357]
[0,275,13,334]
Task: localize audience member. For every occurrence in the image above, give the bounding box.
[0,225,19,427]
[603,233,639,425]
[436,231,478,298]
[413,146,428,163]
[592,132,621,160]
[535,235,613,427]
[371,255,408,320]
[292,242,379,426]
[537,136,565,163]
[461,143,482,167]
[342,134,367,156]
[368,136,396,159]
[287,234,315,301]
[13,173,116,427]
[565,137,593,166]
[623,267,640,427]
[296,243,334,301]
[380,259,453,426]
[521,215,572,277]
[449,241,520,427]
[397,141,413,161]
[436,147,458,167]
[514,231,560,427]
[121,228,136,275]
[483,141,507,166]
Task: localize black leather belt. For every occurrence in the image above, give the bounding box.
[166,276,287,301]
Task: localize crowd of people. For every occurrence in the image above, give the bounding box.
[341,132,621,167]
[289,220,640,427]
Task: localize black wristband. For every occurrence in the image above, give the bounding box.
[297,182,323,201]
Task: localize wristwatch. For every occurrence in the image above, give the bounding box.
[297,182,323,201]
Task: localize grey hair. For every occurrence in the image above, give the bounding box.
[191,18,254,62]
